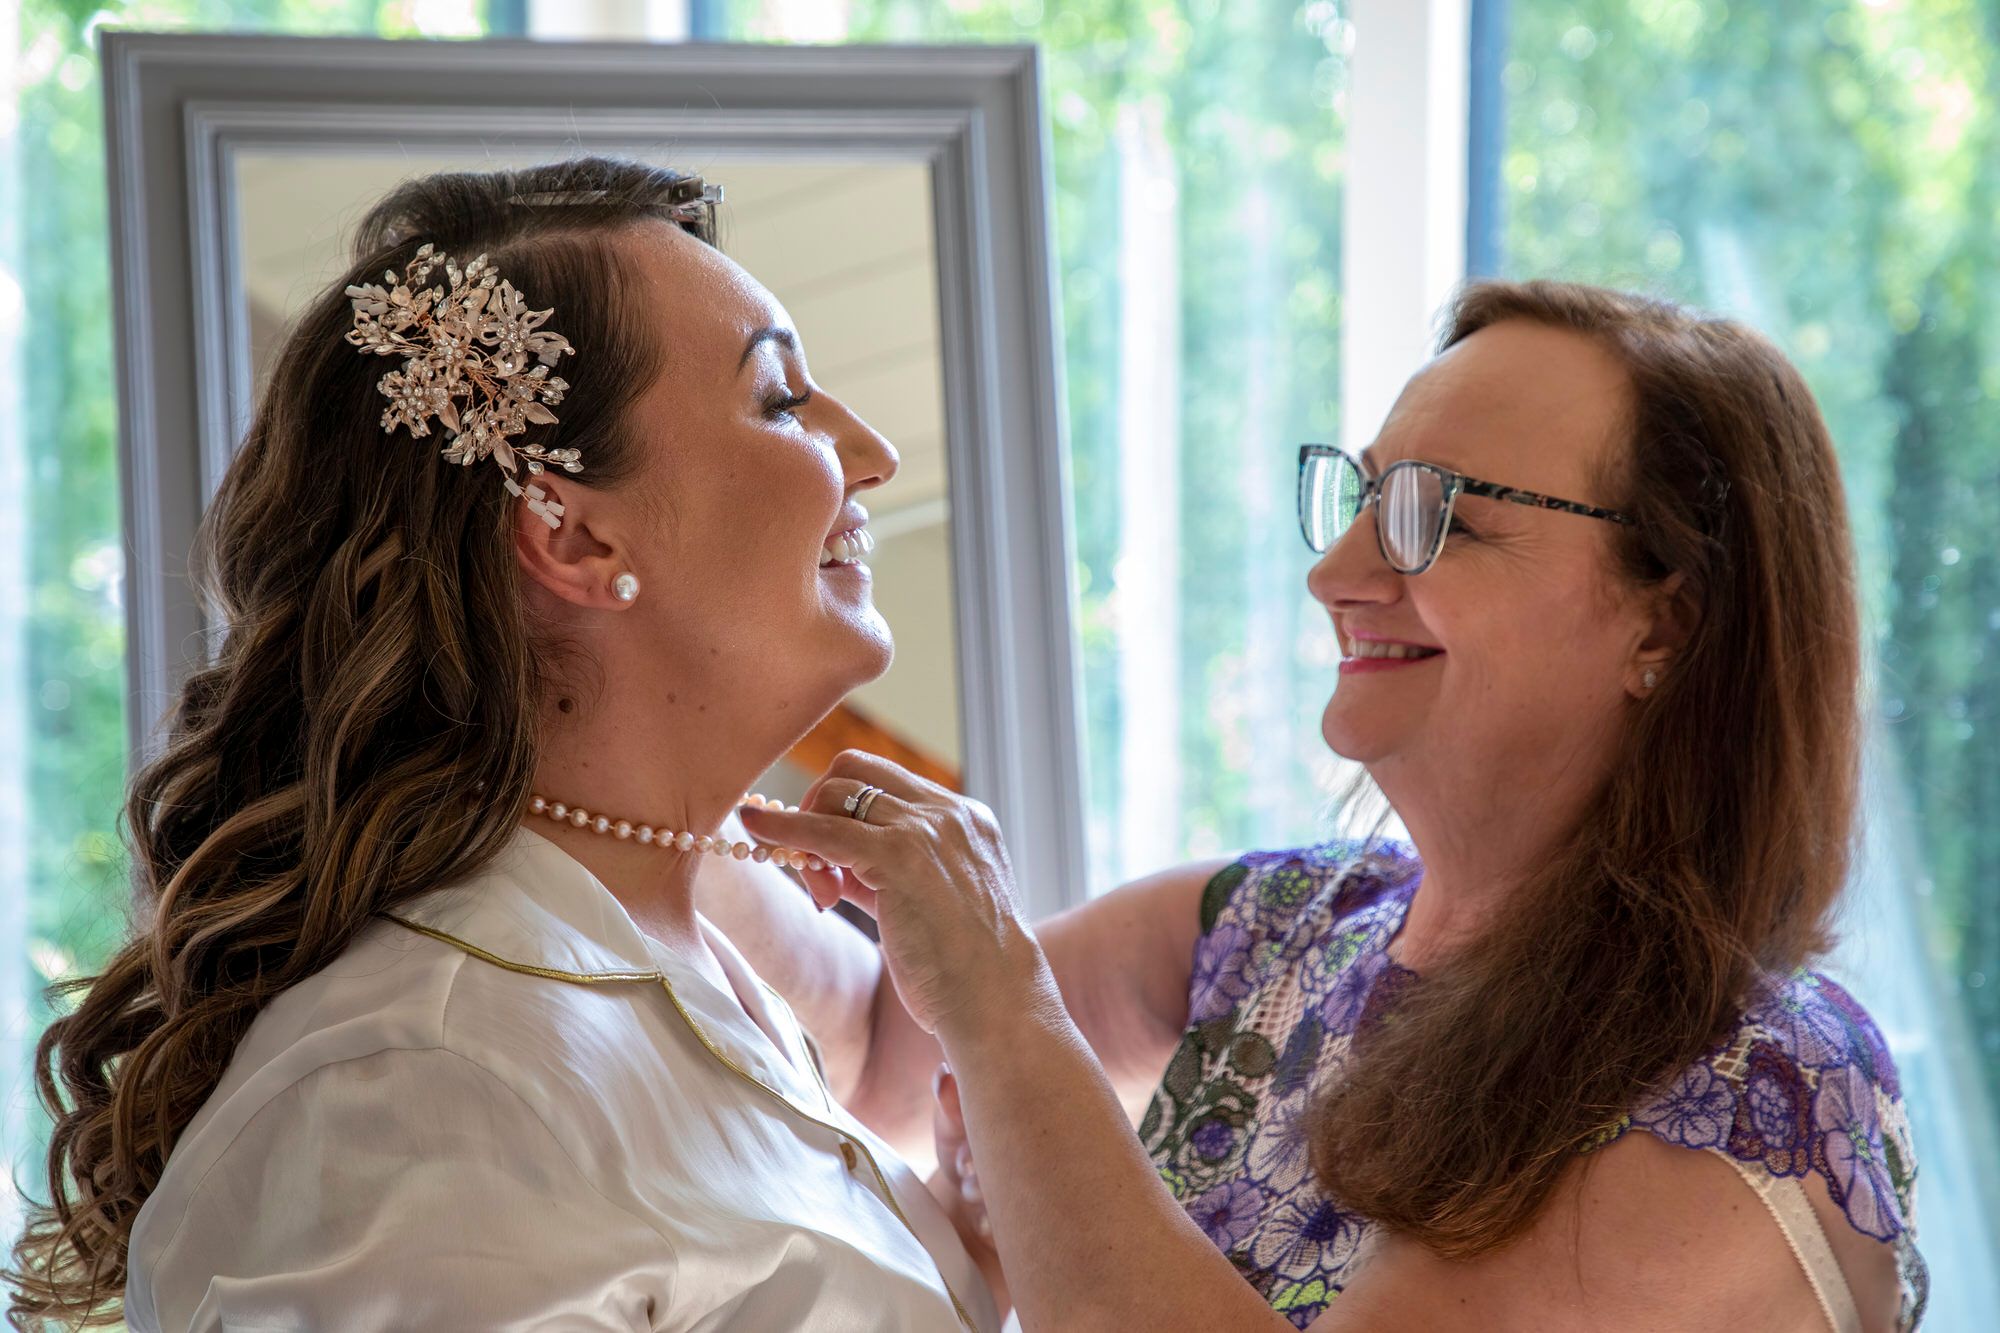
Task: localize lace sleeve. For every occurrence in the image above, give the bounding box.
[1624,969,1928,1329]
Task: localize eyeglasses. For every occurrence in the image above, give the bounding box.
[1297,444,1635,574]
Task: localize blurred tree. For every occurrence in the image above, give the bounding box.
[1500,0,2000,1163]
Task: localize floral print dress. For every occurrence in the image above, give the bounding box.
[1137,842,1928,1330]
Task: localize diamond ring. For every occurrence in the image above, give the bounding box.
[844,785,884,824]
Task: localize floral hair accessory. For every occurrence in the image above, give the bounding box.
[345,244,578,528]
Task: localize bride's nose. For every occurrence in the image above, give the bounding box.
[827,396,899,492]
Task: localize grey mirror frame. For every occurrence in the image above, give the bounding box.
[102,32,1089,917]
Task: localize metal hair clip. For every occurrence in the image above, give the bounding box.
[662,178,724,241]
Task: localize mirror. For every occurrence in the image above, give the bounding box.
[235,151,962,799]
[104,32,1086,915]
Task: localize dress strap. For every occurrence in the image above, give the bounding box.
[1718,1153,1862,1333]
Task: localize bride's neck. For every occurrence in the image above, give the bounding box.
[536,814,706,950]
[529,709,765,953]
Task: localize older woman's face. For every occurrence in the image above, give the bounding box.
[1309,321,1654,802]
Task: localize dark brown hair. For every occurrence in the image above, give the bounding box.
[7,157,716,1327]
[1311,279,1863,1255]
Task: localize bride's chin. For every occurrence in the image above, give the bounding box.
[793,621,894,709]
[840,606,895,675]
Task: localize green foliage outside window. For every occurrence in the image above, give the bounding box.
[1499,0,2000,1171]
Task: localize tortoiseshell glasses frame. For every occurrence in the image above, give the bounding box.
[1297,444,1634,575]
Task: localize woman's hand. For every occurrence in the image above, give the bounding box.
[747,756,1293,1332]
[735,751,1061,1044]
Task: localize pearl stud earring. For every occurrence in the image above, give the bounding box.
[612,572,640,603]
[1643,669,1659,689]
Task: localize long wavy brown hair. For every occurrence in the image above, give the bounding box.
[7,156,716,1327]
[1311,279,1862,1254]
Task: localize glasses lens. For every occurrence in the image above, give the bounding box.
[1378,463,1447,571]
[1300,450,1363,553]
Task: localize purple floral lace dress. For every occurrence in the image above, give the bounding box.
[1137,842,1928,1330]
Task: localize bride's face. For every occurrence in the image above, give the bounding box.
[590,222,900,741]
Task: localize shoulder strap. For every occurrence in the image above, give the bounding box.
[1718,1153,1862,1333]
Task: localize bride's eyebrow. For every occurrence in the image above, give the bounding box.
[737,326,797,372]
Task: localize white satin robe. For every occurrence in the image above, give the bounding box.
[125,826,996,1332]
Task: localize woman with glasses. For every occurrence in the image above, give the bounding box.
[723,278,1923,1330]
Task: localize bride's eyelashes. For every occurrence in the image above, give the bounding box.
[764,387,813,421]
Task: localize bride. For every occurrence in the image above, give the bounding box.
[7,156,996,1331]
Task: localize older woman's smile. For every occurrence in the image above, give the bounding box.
[1339,628,1444,673]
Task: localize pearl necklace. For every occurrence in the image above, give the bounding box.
[528,792,825,872]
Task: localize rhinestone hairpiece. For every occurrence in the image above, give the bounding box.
[344,244,579,524]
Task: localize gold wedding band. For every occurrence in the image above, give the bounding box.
[845,785,883,824]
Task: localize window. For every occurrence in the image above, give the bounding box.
[1491,0,1999,1316]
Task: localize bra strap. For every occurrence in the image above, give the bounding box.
[1718,1152,1862,1333]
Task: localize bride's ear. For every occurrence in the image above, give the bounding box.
[510,477,627,609]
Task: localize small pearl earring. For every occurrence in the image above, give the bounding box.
[612,572,640,603]
[1643,669,1659,689]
